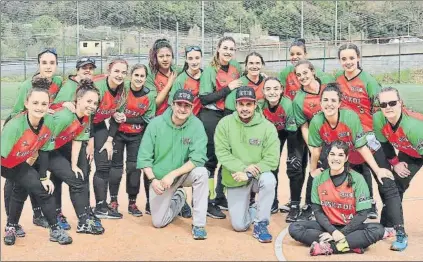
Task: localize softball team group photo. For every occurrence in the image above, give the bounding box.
[1,35,422,258]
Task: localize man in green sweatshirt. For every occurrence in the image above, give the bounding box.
[214,86,280,243]
[137,89,209,240]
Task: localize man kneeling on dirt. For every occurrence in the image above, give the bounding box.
[214,86,280,243]
[137,89,209,240]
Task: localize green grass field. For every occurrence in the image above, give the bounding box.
[1,82,422,119]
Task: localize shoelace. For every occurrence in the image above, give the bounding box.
[396,233,406,243]
[58,213,68,223]
[52,228,69,241]
[5,227,16,236]
[257,222,269,235]
[193,227,206,236]
[129,204,140,211]
[320,242,333,255]
[110,202,119,209]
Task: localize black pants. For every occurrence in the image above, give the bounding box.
[381,152,423,228]
[92,121,113,206]
[2,163,58,227]
[289,220,384,249]
[109,131,143,202]
[4,180,40,217]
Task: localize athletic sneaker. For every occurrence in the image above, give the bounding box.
[88,208,105,233]
[145,202,151,215]
[15,224,25,237]
[94,205,123,219]
[207,203,226,219]
[76,218,104,235]
[57,213,71,230]
[271,200,279,214]
[109,201,123,217]
[279,200,291,213]
[179,201,192,218]
[391,231,408,251]
[3,226,16,246]
[128,204,143,217]
[286,204,300,223]
[49,228,73,245]
[310,241,333,256]
[383,227,396,239]
[297,204,314,221]
[253,220,272,243]
[215,197,228,211]
[367,203,378,219]
[192,226,207,240]
[33,215,49,228]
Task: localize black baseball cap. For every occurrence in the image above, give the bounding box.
[76,57,96,69]
[173,89,194,105]
[236,86,256,102]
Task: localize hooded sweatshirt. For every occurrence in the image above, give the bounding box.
[214,111,280,188]
[136,108,208,180]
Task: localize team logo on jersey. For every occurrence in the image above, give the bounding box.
[358,194,370,203]
[249,138,261,146]
[309,102,317,108]
[321,190,328,196]
[356,131,365,139]
[323,132,330,138]
[231,73,238,79]
[22,141,29,147]
[288,80,295,86]
[351,86,364,93]
[339,192,354,198]
[338,131,350,138]
[138,103,147,110]
[182,138,191,145]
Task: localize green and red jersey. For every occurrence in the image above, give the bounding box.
[199,60,242,111]
[1,112,53,168]
[11,75,63,117]
[292,82,328,126]
[51,75,80,109]
[92,76,123,124]
[117,81,156,134]
[145,65,178,116]
[373,110,423,159]
[41,107,90,151]
[309,109,367,165]
[279,65,333,101]
[262,97,297,132]
[225,75,265,111]
[168,70,202,116]
[312,169,371,226]
[335,70,381,133]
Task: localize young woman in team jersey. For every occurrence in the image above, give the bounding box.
[108,64,156,217]
[289,140,385,256]
[335,43,382,218]
[145,38,178,116]
[4,48,63,229]
[291,60,334,221]
[307,83,407,251]
[198,36,242,219]
[260,77,300,218]
[91,59,128,219]
[373,86,423,251]
[224,52,266,113]
[2,79,72,246]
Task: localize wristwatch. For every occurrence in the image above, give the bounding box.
[246,171,254,180]
[148,177,157,183]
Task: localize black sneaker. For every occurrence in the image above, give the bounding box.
[33,215,49,228]
[94,205,123,219]
[49,228,73,245]
[76,218,104,235]
[128,204,143,217]
[145,202,151,215]
[15,224,25,237]
[179,201,192,218]
[279,201,291,213]
[271,200,279,214]
[296,204,314,221]
[88,207,105,233]
[207,203,226,219]
[368,203,378,219]
[286,204,300,223]
[4,226,16,245]
[215,197,228,211]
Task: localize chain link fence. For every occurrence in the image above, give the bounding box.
[1,1,423,80]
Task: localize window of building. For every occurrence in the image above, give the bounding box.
[83,42,88,47]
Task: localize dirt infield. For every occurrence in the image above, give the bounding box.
[1,129,423,261]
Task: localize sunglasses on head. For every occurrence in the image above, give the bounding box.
[185,46,201,53]
[39,48,57,56]
[380,100,399,108]
[79,57,95,64]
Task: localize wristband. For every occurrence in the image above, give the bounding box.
[40,177,48,181]
[246,172,254,179]
[149,177,157,183]
[388,156,400,166]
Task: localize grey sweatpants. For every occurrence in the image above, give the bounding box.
[227,172,276,232]
[150,167,209,228]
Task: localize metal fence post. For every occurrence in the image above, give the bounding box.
[285,39,288,67]
[62,30,65,76]
[176,20,179,67]
[323,41,327,72]
[100,39,103,73]
[24,51,27,80]
[138,31,141,63]
[398,40,401,83]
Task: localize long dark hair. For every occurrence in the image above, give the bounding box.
[338,43,362,70]
[75,79,100,101]
[210,36,236,70]
[329,140,353,187]
[244,51,265,76]
[148,39,174,75]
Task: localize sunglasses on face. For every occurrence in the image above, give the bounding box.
[380,100,399,108]
[185,46,201,53]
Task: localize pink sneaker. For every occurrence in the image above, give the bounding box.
[310,241,334,256]
[383,228,396,239]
